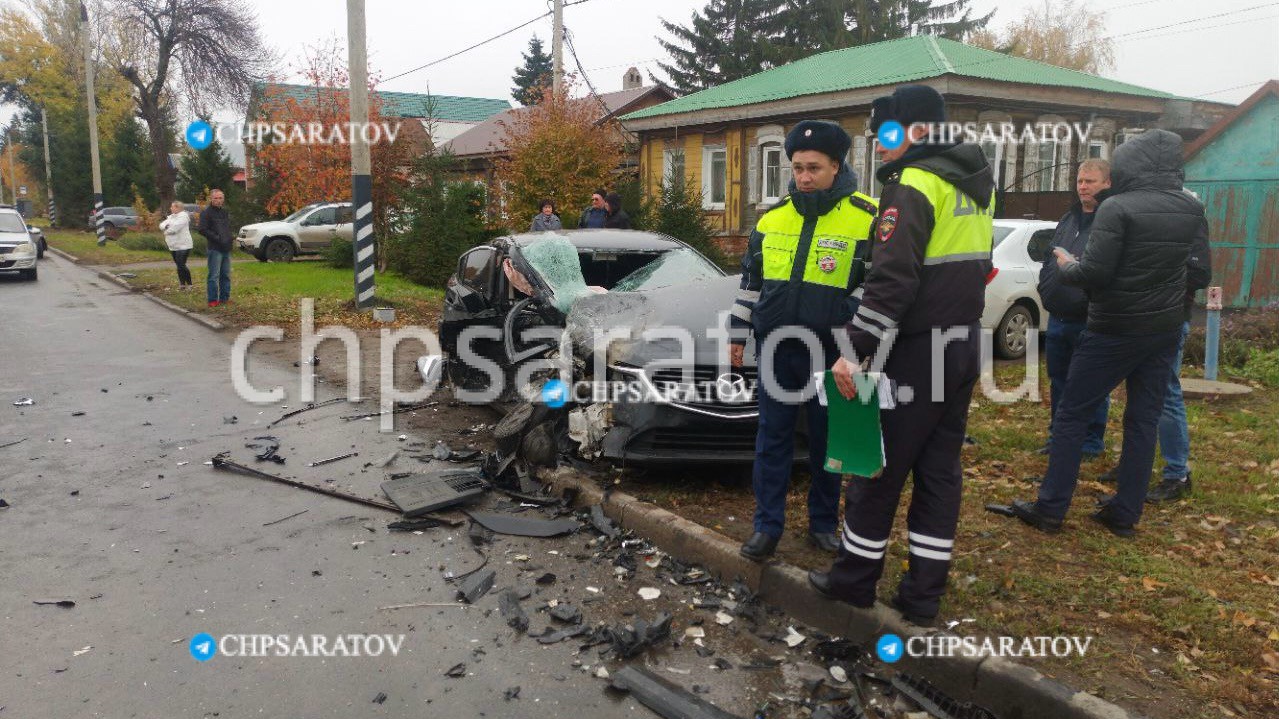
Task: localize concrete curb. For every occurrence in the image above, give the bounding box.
[540,467,1140,719]
[46,245,80,263]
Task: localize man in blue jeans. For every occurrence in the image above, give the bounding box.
[1003,130,1211,538]
[1037,159,1112,459]
[197,189,233,307]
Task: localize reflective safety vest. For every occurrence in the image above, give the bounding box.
[898,167,994,266]
[749,192,878,338]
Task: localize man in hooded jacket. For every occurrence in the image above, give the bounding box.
[1005,129,1210,538]
[808,85,994,624]
[729,120,879,561]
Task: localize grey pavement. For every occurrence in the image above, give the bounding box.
[0,256,675,718]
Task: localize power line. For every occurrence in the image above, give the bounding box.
[1118,12,1279,42]
[1105,1,1278,39]
[1194,79,1273,97]
[383,11,551,83]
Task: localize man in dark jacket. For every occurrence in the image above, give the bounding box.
[603,192,631,229]
[1037,159,1112,458]
[578,190,608,228]
[1006,129,1211,537]
[197,189,233,307]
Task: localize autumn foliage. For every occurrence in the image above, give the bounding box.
[250,40,412,225]
[494,84,623,230]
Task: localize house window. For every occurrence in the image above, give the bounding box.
[980,140,1003,190]
[1037,141,1058,191]
[663,148,686,187]
[1087,141,1106,159]
[761,144,784,204]
[703,147,726,210]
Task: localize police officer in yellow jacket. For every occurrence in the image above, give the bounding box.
[808,86,994,624]
[729,120,878,561]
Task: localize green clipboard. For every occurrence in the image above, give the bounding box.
[815,370,887,477]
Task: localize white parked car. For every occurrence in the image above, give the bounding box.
[0,207,39,281]
[982,219,1058,359]
[237,202,354,262]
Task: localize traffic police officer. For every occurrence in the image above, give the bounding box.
[729,120,878,561]
[808,86,994,623]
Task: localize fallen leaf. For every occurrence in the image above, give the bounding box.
[1141,577,1167,591]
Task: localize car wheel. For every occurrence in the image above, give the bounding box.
[21,266,37,281]
[264,237,296,262]
[995,304,1033,360]
[37,242,45,258]
[102,221,115,232]
[254,250,269,262]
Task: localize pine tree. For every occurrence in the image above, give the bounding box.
[104,118,158,209]
[511,35,554,106]
[656,0,788,95]
[176,131,236,202]
[777,0,994,60]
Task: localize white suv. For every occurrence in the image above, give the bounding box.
[237,202,353,262]
[0,208,39,281]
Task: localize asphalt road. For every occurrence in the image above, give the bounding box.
[0,256,839,719]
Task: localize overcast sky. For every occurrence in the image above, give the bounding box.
[4,0,1278,129]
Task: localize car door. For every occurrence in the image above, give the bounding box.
[297,205,338,250]
[442,246,508,392]
[335,204,354,241]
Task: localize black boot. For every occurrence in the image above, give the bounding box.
[807,531,840,554]
[1008,499,1063,533]
[1146,472,1191,504]
[739,532,779,561]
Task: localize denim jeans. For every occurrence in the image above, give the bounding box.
[1045,317,1109,455]
[1157,322,1191,480]
[206,248,231,303]
[1036,328,1181,525]
[751,341,840,537]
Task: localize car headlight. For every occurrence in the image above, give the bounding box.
[11,241,35,255]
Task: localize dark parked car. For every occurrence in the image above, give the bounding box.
[434,229,806,465]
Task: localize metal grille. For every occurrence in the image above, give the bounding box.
[645,365,759,414]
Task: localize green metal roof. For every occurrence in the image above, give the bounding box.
[257,83,510,122]
[623,36,1174,121]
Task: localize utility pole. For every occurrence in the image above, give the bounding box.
[80,2,106,246]
[42,108,56,226]
[5,129,16,205]
[552,0,564,97]
[347,0,375,310]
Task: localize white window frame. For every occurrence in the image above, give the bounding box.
[702,146,727,210]
[980,139,1004,192]
[662,148,686,187]
[868,139,886,197]
[1087,141,1107,159]
[1037,140,1059,192]
[760,144,785,205]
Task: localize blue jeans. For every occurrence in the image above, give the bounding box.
[1036,329,1181,525]
[751,341,840,537]
[1045,317,1109,455]
[1157,322,1191,479]
[206,248,231,303]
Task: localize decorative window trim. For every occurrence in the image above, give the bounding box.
[702,146,727,210]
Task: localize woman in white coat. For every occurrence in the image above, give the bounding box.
[159,201,194,287]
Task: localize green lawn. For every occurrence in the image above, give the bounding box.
[47,229,174,265]
[123,261,444,331]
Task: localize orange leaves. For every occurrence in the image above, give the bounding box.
[1141,576,1168,592]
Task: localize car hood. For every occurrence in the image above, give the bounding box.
[0,230,32,245]
[241,221,294,234]
[565,274,751,368]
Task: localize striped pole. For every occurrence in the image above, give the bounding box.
[41,108,56,226]
[347,0,375,309]
[80,3,106,246]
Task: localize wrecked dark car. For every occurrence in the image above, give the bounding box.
[435,229,812,465]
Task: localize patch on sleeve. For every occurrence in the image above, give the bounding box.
[878,207,899,242]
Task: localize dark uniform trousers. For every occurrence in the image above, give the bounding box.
[826,323,981,618]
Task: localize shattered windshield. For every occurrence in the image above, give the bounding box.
[612,248,722,292]
[518,235,592,313]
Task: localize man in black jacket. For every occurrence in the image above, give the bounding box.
[197,189,234,307]
[1007,130,1211,537]
[1037,159,1112,458]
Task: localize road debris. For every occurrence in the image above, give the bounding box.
[369,449,399,468]
[638,587,662,601]
[464,511,579,538]
[267,397,344,428]
[12,397,34,406]
[223,416,238,425]
[608,665,743,719]
[498,589,530,631]
[387,517,446,531]
[589,504,620,538]
[72,645,93,657]
[212,454,398,512]
[33,600,76,608]
[262,509,309,527]
[890,674,998,719]
[549,603,582,624]
[503,686,521,701]
[371,692,386,705]
[444,663,467,678]
[307,451,358,467]
[245,436,285,464]
[0,438,26,450]
[603,612,672,658]
[785,627,807,648]
[381,468,487,517]
[457,568,497,604]
[377,601,471,611]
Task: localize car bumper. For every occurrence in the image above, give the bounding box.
[0,255,37,271]
[238,239,261,252]
[599,399,811,465]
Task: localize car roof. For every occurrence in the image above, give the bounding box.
[509,229,685,252]
[993,218,1056,228]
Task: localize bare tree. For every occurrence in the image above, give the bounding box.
[967,0,1114,74]
[107,0,274,207]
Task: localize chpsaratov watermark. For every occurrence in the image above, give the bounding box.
[874,633,1094,663]
[189,632,406,661]
[184,119,402,151]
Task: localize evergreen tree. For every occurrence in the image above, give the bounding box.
[652,160,725,267]
[176,132,236,202]
[104,118,158,208]
[776,0,993,60]
[656,0,788,95]
[511,35,554,106]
